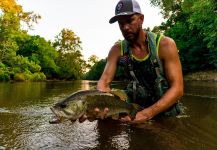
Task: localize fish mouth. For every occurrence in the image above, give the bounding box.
[49,107,62,124]
[49,107,76,124]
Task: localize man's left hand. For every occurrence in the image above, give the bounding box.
[120,108,153,124]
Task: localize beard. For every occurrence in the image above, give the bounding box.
[123,28,140,43]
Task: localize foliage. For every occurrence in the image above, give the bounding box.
[0,2,86,82]
[0,62,10,81]
[0,70,10,81]
[1,0,215,82]
[32,72,46,81]
[13,71,46,81]
[84,58,126,80]
[0,13,20,63]
[86,55,99,70]
[0,0,46,81]
[16,35,59,78]
[10,55,41,72]
[152,0,217,73]
[53,29,85,79]
[150,0,182,19]
[0,1,80,82]
[0,0,41,28]
[53,28,82,54]
[186,0,217,68]
[84,59,106,80]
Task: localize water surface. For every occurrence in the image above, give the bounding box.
[0,80,217,149]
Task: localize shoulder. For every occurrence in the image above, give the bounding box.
[159,36,176,47]
[107,41,122,61]
[158,36,179,60]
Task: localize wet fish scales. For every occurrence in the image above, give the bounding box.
[50,89,143,123]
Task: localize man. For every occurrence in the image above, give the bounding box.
[80,0,183,123]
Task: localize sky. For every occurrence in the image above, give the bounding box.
[17,0,164,60]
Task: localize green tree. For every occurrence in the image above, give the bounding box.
[186,0,217,68]
[0,0,41,28]
[84,59,106,80]
[86,55,99,70]
[53,29,85,79]
[0,0,44,81]
[151,0,217,73]
[16,35,59,78]
[84,58,126,81]
[150,0,182,19]
[0,13,20,64]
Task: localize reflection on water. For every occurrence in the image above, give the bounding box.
[0,80,217,149]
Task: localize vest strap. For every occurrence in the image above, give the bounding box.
[146,32,164,76]
[121,31,164,81]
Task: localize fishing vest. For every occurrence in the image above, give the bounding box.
[118,31,181,116]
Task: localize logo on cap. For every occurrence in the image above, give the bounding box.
[116,2,123,13]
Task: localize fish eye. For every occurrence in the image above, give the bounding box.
[60,103,67,108]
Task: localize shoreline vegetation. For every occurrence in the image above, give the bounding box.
[2,70,217,83]
[1,0,216,82]
[184,70,217,82]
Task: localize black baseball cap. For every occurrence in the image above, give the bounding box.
[109,0,142,24]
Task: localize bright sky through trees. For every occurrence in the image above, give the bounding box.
[17,0,164,60]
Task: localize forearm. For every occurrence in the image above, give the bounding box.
[97,64,116,92]
[146,85,183,118]
[148,36,184,117]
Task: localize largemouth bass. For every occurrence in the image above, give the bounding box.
[49,89,143,124]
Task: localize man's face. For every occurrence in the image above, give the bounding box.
[118,14,143,42]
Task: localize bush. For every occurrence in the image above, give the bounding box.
[0,63,10,81]
[13,71,46,81]
[32,72,46,81]
[14,73,25,81]
[0,70,10,81]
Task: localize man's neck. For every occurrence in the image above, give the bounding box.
[127,30,149,59]
[129,30,147,49]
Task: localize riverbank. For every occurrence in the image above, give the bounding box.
[184,70,217,81]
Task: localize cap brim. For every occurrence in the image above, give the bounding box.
[109,12,136,24]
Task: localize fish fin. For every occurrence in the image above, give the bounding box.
[132,103,143,111]
[110,89,128,101]
[130,103,144,119]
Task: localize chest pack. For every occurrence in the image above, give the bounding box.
[119,32,181,117]
[119,31,169,106]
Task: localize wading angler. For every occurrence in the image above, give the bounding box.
[95,0,184,123]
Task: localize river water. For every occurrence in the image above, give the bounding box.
[0,80,217,150]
